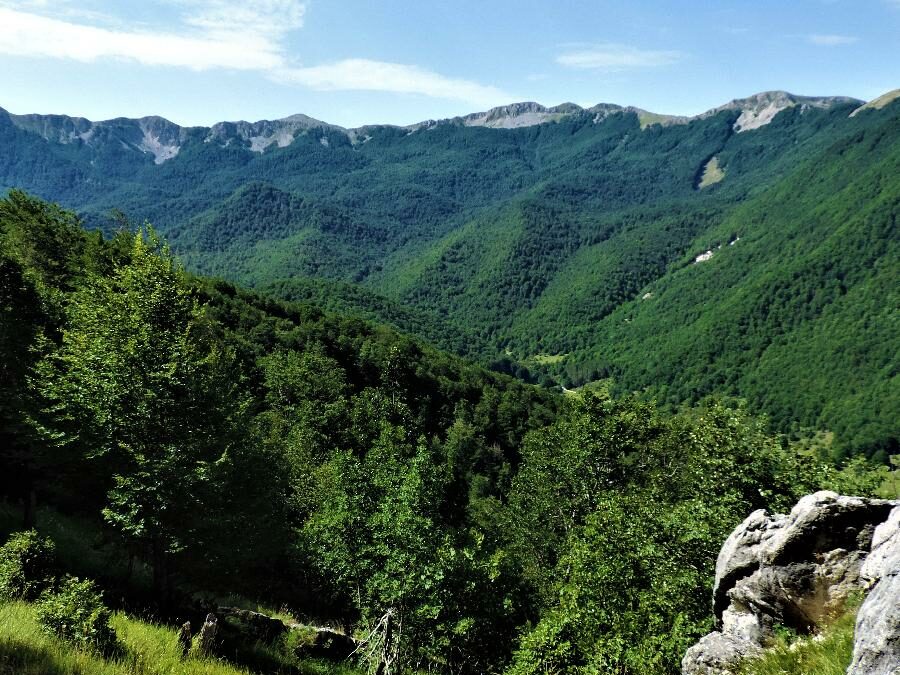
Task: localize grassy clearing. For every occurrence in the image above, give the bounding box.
[0,599,250,675]
[0,508,360,675]
[637,111,677,128]
[738,607,856,675]
[698,156,726,189]
[0,600,361,675]
[526,353,568,366]
[877,456,900,498]
[850,88,900,116]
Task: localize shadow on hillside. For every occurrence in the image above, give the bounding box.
[0,638,78,675]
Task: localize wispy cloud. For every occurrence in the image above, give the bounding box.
[0,5,287,70]
[556,43,682,71]
[176,0,306,42]
[807,33,858,46]
[0,1,508,105]
[273,60,508,107]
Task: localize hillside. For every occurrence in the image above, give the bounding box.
[555,106,900,459]
[0,189,896,675]
[0,91,897,454]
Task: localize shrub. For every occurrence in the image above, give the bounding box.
[0,529,57,600]
[36,575,117,654]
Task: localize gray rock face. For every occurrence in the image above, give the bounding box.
[848,505,900,675]
[205,115,339,153]
[683,492,898,675]
[682,631,762,675]
[712,508,784,618]
[698,91,863,132]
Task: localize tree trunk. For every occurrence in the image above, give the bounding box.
[152,536,169,611]
[23,487,36,529]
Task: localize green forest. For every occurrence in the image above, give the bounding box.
[1,98,898,458]
[1,191,896,674]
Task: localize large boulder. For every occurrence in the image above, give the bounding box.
[683,492,897,675]
[681,631,762,675]
[848,505,900,675]
[712,509,785,619]
[217,605,359,661]
[219,606,289,642]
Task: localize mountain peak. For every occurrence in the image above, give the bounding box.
[702,90,863,132]
[277,113,342,130]
[458,101,585,129]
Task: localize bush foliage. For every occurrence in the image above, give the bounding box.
[36,576,118,654]
[0,530,56,601]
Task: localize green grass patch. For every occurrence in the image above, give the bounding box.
[637,111,677,128]
[697,156,726,189]
[738,606,857,675]
[0,600,362,675]
[526,353,568,366]
[0,599,249,675]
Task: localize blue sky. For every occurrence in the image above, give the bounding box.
[0,0,897,127]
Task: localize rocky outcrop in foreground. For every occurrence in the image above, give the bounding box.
[849,506,900,675]
[682,491,899,675]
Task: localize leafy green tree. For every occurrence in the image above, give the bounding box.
[33,230,241,603]
[0,191,88,525]
[0,253,46,524]
[506,396,837,675]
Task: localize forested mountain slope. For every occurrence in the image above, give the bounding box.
[560,110,900,458]
[0,91,896,455]
[3,192,895,675]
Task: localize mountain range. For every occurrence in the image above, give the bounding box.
[0,90,871,162]
[0,89,897,457]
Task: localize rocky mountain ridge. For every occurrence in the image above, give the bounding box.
[699,91,862,132]
[0,90,872,164]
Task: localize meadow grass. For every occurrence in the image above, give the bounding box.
[0,600,362,675]
[698,156,726,189]
[738,607,857,675]
[526,353,568,366]
[0,599,251,675]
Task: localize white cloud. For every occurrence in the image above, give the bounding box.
[0,2,508,105]
[0,5,290,70]
[176,0,305,41]
[273,60,507,106]
[556,43,682,71]
[807,34,858,46]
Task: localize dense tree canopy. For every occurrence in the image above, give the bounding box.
[0,192,894,675]
[1,99,897,455]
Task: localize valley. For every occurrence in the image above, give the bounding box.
[1,90,897,457]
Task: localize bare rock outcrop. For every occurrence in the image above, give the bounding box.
[848,505,900,675]
[682,491,897,675]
